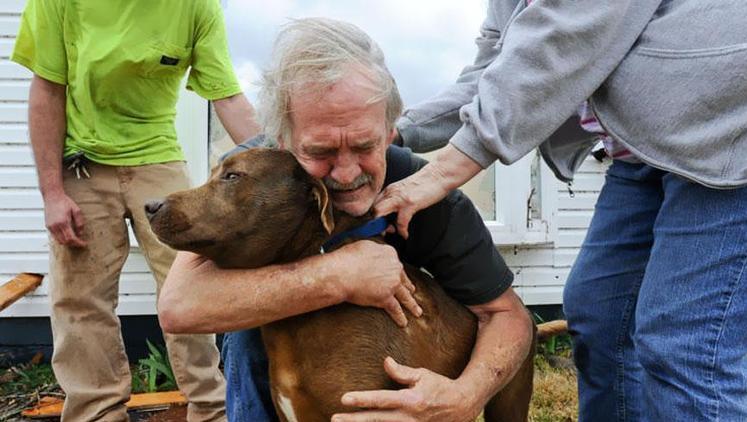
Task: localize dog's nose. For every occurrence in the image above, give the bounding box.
[144,200,165,220]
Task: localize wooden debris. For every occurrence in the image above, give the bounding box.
[537,319,569,340]
[0,273,44,312]
[21,391,187,418]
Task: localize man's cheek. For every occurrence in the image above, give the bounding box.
[300,160,331,179]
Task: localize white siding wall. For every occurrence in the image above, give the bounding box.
[0,1,201,317]
[508,157,610,305]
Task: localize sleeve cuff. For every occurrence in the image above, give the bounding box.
[458,267,514,306]
[186,82,242,101]
[395,114,417,148]
[11,55,67,85]
[449,123,500,169]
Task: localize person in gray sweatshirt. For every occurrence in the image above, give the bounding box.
[375,0,747,420]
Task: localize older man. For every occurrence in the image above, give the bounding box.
[159,18,533,422]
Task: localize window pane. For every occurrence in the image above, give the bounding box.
[462,164,497,221]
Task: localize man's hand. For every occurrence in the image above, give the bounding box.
[44,192,86,247]
[374,144,482,239]
[330,240,422,327]
[332,357,480,422]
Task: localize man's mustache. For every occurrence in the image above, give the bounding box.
[323,173,373,191]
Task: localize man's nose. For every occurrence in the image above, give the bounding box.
[144,200,165,220]
[329,159,361,186]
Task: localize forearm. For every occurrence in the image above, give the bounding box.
[426,144,483,190]
[159,251,345,333]
[212,93,261,144]
[458,290,534,411]
[28,75,67,199]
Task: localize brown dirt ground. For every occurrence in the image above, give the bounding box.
[138,405,188,422]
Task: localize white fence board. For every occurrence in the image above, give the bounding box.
[0,189,42,209]
[0,231,46,251]
[2,0,25,14]
[0,167,36,187]
[0,143,32,165]
[0,123,28,142]
[558,192,599,210]
[0,210,44,230]
[0,103,27,123]
[0,216,43,230]
[0,251,151,274]
[512,266,571,287]
[0,61,31,79]
[0,39,16,58]
[0,80,30,101]
[556,210,594,229]
[554,248,581,267]
[0,213,147,247]
[559,173,605,193]
[2,293,158,317]
[556,229,588,248]
[501,246,554,268]
[0,16,20,37]
[0,272,156,298]
[515,285,566,306]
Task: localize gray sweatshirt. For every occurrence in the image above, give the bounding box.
[397,0,747,188]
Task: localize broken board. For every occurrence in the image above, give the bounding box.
[21,391,187,418]
[0,273,43,312]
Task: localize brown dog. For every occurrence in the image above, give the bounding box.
[146,148,535,421]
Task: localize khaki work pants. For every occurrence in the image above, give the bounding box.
[49,161,226,422]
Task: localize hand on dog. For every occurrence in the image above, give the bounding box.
[374,144,482,239]
[332,356,480,422]
[331,240,422,327]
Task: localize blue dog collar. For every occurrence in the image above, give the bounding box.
[320,215,394,253]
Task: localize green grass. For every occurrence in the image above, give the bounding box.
[529,354,578,421]
[0,357,60,421]
[131,340,177,394]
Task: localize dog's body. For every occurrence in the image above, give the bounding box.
[147,148,534,421]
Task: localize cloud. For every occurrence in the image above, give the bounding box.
[234,60,262,102]
[223,0,487,106]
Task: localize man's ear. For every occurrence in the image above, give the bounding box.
[386,127,397,146]
[310,178,335,234]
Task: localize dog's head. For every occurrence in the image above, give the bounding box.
[146,148,335,268]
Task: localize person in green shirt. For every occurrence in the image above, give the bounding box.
[12,1,259,420]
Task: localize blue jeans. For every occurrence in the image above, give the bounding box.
[222,329,278,422]
[564,161,747,421]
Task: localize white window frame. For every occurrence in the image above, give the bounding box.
[485,151,558,246]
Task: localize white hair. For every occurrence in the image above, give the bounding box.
[257,17,403,143]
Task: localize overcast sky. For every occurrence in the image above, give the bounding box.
[222,0,487,108]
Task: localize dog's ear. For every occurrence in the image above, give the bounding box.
[311,179,335,234]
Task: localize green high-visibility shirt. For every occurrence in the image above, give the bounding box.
[12,0,241,166]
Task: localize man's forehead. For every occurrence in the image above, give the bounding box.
[297,127,379,144]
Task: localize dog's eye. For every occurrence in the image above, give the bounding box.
[222,172,243,181]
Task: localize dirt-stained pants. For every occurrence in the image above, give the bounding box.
[49,161,226,422]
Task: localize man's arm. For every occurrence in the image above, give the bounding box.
[158,240,421,333]
[212,93,261,145]
[460,289,534,412]
[28,75,85,247]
